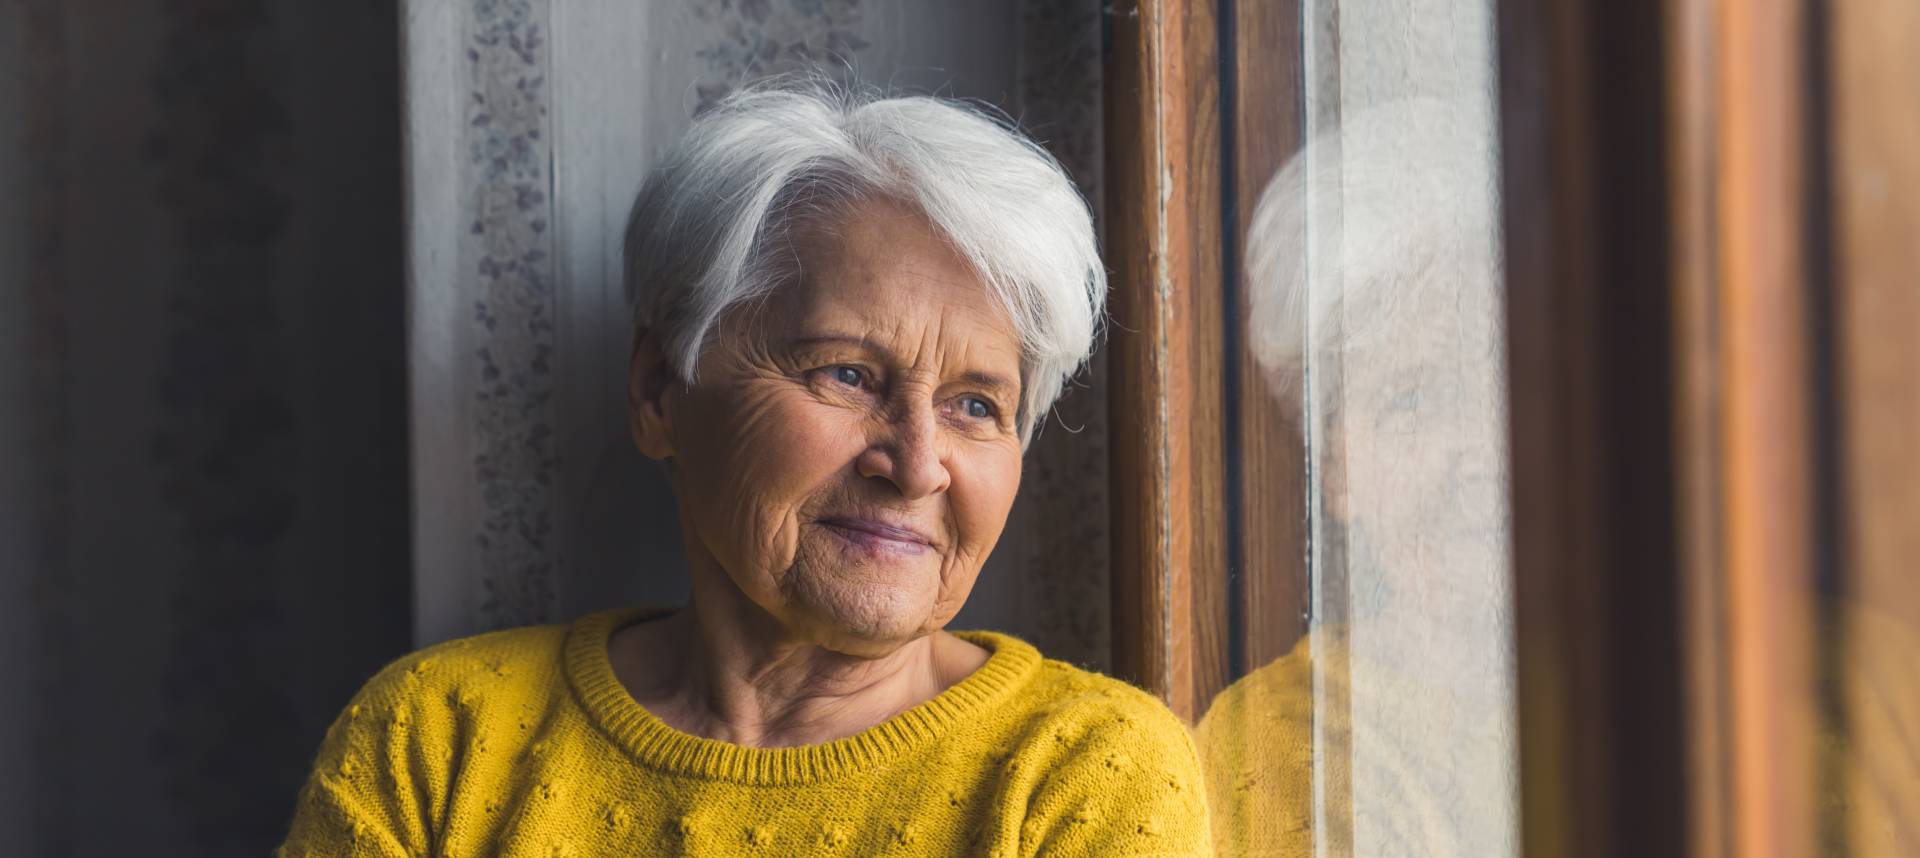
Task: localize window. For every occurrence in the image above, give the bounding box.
[1105,1,1919,855]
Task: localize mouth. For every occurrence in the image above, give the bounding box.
[816,516,936,554]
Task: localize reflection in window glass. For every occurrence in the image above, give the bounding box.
[1297,2,1516,854]
[1197,1,1514,856]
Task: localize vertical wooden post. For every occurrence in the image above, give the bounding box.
[1105,0,1230,721]
[1825,1,1920,853]
[1504,0,1852,854]
[1716,1,1820,854]
[1228,0,1311,671]
[1500,0,1695,853]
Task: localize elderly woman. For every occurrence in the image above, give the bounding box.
[279,84,1208,856]
[1196,96,1513,857]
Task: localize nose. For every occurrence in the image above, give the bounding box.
[855,402,952,499]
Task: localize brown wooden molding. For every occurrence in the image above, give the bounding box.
[1501,0,1859,854]
[1499,0,1699,853]
[1825,1,1920,853]
[1228,0,1310,673]
[1716,2,1821,854]
[1104,0,1230,722]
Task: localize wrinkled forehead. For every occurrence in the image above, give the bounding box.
[743,198,1024,372]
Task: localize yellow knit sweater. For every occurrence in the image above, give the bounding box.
[278,608,1210,856]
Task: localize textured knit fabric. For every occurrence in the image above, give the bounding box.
[278,608,1210,856]
[1193,638,1315,858]
[1195,632,1510,857]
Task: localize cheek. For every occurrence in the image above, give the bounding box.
[947,445,1023,561]
[726,400,844,470]
[680,388,868,572]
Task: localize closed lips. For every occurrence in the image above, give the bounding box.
[817,517,935,547]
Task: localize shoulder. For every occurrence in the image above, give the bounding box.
[346,619,573,718]
[316,615,594,764]
[1023,663,1204,803]
[1024,657,1197,746]
[992,655,1211,853]
[948,632,1202,783]
[946,633,1197,760]
[282,619,581,855]
[1197,634,1316,747]
[1194,636,1318,857]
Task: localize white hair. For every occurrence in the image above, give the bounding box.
[623,80,1104,443]
[1243,96,1503,420]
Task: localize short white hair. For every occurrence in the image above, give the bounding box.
[623,80,1104,442]
[1244,96,1502,419]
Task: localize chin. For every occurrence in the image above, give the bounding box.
[782,565,940,654]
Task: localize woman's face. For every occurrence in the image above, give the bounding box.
[638,197,1025,656]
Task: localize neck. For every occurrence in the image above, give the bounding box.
[612,563,982,749]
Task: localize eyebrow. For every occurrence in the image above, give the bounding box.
[957,370,1020,399]
[785,334,1020,398]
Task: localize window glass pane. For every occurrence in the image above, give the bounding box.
[1204,1,1515,855]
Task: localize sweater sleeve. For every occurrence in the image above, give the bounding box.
[277,658,444,858]
[1020,691,1214,857]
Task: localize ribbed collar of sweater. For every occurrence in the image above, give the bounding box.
[564,607,1045,786]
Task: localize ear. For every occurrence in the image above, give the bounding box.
[628,329,678,461]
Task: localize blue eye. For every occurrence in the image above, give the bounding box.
[961,397,995,419]
[830,366,864,388]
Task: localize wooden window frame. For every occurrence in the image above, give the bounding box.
[1103,0,1309,723]
[1103,0,1228,723]
[1110,0,1916,854]
[1504,0,1917,855]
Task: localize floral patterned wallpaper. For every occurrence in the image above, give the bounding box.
[465,0,562,630]
[692,0,869,109]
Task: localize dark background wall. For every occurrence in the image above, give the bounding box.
[2,2,412,854]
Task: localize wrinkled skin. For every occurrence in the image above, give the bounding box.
[629,196,1025,660]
